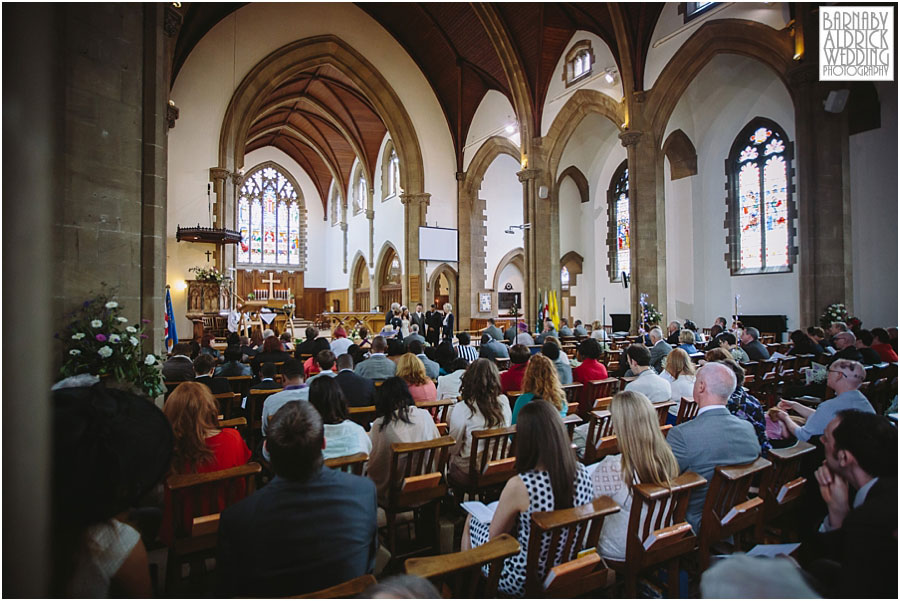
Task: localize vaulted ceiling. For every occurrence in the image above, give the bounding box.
[170,3,665,209]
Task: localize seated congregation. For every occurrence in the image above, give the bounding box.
[51,314,897,598]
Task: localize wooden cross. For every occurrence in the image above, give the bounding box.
[204,250,212,262]
[262,272,281,299]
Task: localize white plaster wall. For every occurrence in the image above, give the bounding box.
[463,90,519,172]
[482,154,525,289]
[558,177,594,325]
[664,54,799,331]
[645,3,790,91]
[664,159,695,324]
[497,263,524,296]
[850,82,898,328]
[542,30,623,137]
[168,2,457,302]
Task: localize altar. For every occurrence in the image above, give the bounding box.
[320,311,385,335]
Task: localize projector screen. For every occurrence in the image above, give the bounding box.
[418,226,458,262]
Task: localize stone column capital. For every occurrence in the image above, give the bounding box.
[366,208,375,220]
[230,171,244,188]
[209,167,229,183]
[618,130,644,148]
[400,192,431,207]
[516,168,542,183]
[340,222,348,232]
[455,171,466,181]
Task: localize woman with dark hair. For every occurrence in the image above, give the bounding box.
[572,337,608,384]
[279,331,295,352]
[787,329,823,356]
[447,359,511,484]
[308,377,371,460]
[52,383,173,597]
[463,400,593,597]
[500,344,531,394]
[434,339,459,375]
[215,346,252,377]
[510,354,566,425]
[250,335,292,377]
[249,328,265,352]
[870,327,898,362]
[355,326,372,352]
[367,377,440,498]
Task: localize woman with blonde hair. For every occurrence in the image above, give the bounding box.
[660,348,696,424]
[395,352,437,402]
[590,319,607,341]
[590,390,680,561]
[677,329,698,354]
[510,353,566,425]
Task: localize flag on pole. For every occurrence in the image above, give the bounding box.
[542,290,549,330]
[164,286,178,351]
[549,290,560,331]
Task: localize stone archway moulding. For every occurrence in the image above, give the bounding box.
[492,247,525,293]
[426,263,458,314]
[661,129,697,181]
[349,251,369,311]
[557,166,590,204]
[373,240,401,310]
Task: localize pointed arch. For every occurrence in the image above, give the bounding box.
[427,263,458,320]
[560,250,584,323]
[374,240,402,311]
[349,251,370,311]
[662,129,697,181]
[557,165,590,204]
[492,247,525,293]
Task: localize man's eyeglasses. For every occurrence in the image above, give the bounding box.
[827,368,846,378]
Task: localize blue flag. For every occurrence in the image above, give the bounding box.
[164,287,178,350]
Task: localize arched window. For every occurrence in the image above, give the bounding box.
[329,183,340,226]
[606,160,630,282]
[352,163,366,215]
[725,118,795,275]
[564,40,594,87]
[560,266,570,291]
[237,163,303,266]
[381,140,402,200]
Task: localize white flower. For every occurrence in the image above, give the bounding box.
[71,333,85,340]
[69,349,81,356]
[125,326,137,333]
[109,334,121,343]
[130,336,140,346]
[98,346,113,358]
[105,301,119,309]
[124,354,131,360]
[91,320,103,328]
[117,316,129,323]
[144,354,157,366]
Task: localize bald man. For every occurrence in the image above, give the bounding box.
[772,359,874,442]
[666,362,761,531]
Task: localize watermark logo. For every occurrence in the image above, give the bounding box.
[820,6,894,81]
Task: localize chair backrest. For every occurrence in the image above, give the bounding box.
[348,405,377,428]
[468,426,518,490]
[675,397,698,424]
[625,472,706,570]
[225,375,252,397]
[212,392,240,420]
[561,383,583,413]
[292,574,377,599]
[583,378,619,415]
[762,441,815,517]
[405,533,521,598]
[591,396,613,411]
[416,398,454,423]
[166,462,262,538]
[525,497,620,597]
[698,457,772,568]
[324,452,368,475]
[561,413,582,440]
[246,388,283,448]
[387,435,455,508]
[653,402,676,426]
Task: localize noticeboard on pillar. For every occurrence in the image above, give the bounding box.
[418,226,458,262]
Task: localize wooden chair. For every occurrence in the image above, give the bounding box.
[756,441,816,541]
[561,413,582,440]
[606,472,707,598]
[454,426,518,500]
[382,435,455,557]
[165,462,262,595]
[581,410,615,465]
[212,392,240,420]
[324,452,368,475]
[405,533,520,598]
[348,405,377,429]
[653,401,676,426]
[225,375,252,397]
[291,574,376,599]
[581,378,619,416]
[219,416,247,438]
[591,396,613,411]
[246,388,283,450]
[560,383,583,413]
[675,397,698,424]
[495,357,511,371]
[697,457,773,569]
[416,398,454,423]
[524,497,620,597]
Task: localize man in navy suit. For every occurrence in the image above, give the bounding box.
[335,354,376,426]
[216,401,378,597]
[193,353,232,395]
[666,362,760,532]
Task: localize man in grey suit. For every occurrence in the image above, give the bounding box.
[483,318,504,341]
[479,333,510,360]
[410,303,427,335]
[408,340,440,380]
[648,327,673,373]
[667,362,760,532]
[403,324,426,350]
[353,336,396,380]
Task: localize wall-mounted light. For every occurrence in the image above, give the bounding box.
[504,123,517,134]
[504,223,532,235]
[174,280,187,292]
[599,67,619,85]
[521,154,528,169]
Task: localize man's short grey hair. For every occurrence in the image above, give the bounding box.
[745,326,760,340]
[649,328,663,341]
[410,324,419,333]
[698,362,737,400]
[391,302,400,311]
[834,331,856,346]
[263,328,275,339]
[700,554,819,599]
[831,321,848,332]
[669,320,681,329]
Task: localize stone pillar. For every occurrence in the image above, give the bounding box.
[366,208,375,270]
[790,67,854,325]
[457,171,486,330]
[518,159,556,326]
[400,192,430,305]
[209,167,229,272]
[341,222,349,274]
[620,129,667,333]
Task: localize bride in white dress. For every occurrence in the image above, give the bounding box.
[588,390,681,561]
[400,306,411,338]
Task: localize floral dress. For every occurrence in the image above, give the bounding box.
[468,465,594,597]
[727,388,771,452]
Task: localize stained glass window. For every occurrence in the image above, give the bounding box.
[726,119,794,275]
[607,160,630,282]
[561,266,570,290]
[237,164,302,267]
[388,149,400,197]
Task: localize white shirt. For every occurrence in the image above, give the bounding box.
[323,420,372,459]
[436,369,466,399]
[330,337,353,357]
[67,519,141,597]
[625,368,672,404]
[447,396,512,474]
[660,372,696,414]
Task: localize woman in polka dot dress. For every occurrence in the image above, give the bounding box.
[462,400,594,597]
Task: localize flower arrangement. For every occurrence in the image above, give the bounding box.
[188,265,227,283]
[247,292,256,300]
[58,291,164,397]
[639,293,663,327]
[819,303,851,328]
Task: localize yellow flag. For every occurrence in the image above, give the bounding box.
[550,290,560,330]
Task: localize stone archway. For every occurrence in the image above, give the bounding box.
[427,263,458,318]
[374,240,402,311]
[457,135,521,329]
[349,251,370,311]
[216,34,428,303]
[492,247,526,318]
[559,250,584,324]
[661,130,697,180]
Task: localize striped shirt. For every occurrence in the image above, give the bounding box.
[456,344,479,364]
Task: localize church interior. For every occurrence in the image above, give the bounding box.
[4,2,897,597]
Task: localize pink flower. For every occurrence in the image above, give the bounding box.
[95,334,107,342]
[142,319,151,323]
